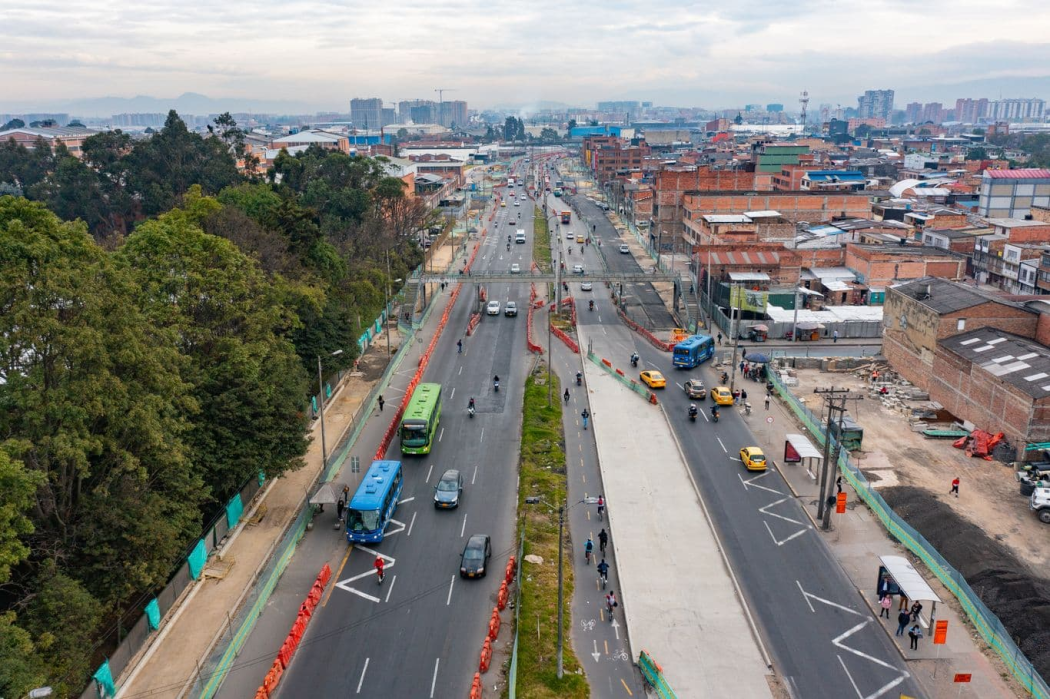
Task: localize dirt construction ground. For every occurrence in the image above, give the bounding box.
[790,364,1050,680]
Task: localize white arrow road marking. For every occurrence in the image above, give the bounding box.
[383,517,406,537]
[738,471,781,495]
[610,617,621,640]
[591,639,601,662]
[796,581,864,616]
[335,549,394,603]
[763,520,811,546]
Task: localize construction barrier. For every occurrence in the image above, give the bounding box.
[466,312,481,336]
[487,607,501,640]
[525,284,543,354]
[497,581,509,610]
[479,637,493,673]
[550,325,579,353]
[470,672,483,699]
[504,556,516,583]
[253,563,331,697]
[587,349,658,404]
[639,650,678,699]
[617,306,675,351]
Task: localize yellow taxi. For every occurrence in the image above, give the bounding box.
[501,200,506,207]
[711,386,734,405]
[639,370,666,389]
[576,235,585,244]
[739,446,767,471]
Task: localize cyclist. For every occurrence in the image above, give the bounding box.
[584,537,594,564]
[582,408,590,429]
[597,494,605,519]
[374,556,385,583]
[564,388,570,403]
[597,559,609,587]
[605,591,617,617]
[598,528,608,554]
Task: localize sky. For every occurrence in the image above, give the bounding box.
[4,0,1050,113]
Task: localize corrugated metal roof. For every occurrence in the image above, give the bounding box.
[942,328,1050,399]
[709,251,781,266]
[984,168,1050,179]
[728,272,771,281]
[703,214,752,223]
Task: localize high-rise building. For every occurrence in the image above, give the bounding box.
[988,98,1045,122]
[597,101,640,120]
[954,98,989,124]
[350,97,384,129]
[438,100,468,128]
[904,102,922,124]
[766,103,784,113]
[112,113,167,127]
[398,99,437,124]
[920,102,945,124]
[856,89,894,121]
[381,108,396,127]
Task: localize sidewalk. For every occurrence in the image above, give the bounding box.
[756,389,1022,698]
[578,324,773,697]
[116,240,466,699]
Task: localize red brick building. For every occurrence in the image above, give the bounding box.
[682,191,871,232]
[845,244,968,288]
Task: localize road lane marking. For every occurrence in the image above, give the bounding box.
[324,545,353,607]
[446,576,455,606]
[763,520,811,546]
[758,497,807,525]
[620,678,633,695]
[438,427,445,442]
[356,657,369,694]
[398,497,415,504]
[833,621,910,697]
[480,427,485,443]
[458,366,463,375]
[716,437,727,453]
[460,513,467,537]
[738,472,781,495]
[450,387,455,400]
[385,574,397,603]
[407,511,417,537]
[591,639,601,662]
[426,464,434,482]
[472,464,478,484]
[430,658,441,698]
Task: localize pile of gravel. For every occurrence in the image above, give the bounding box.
[881,486,1050,681]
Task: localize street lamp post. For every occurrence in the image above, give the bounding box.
[317,349,344,469]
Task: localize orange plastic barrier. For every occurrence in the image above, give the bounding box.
[262,660,283,695]
[505,556,517,583]
[470,672,483,699]
[487,607,501,640]
[479,637,493,673]
[602,359,612,368]
[497,581,509,610]
[254,688,269,699]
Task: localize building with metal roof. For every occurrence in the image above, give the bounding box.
[980,169,1050,219]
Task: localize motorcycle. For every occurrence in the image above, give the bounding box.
[688,407,698,423]
[576,373,582,386]
[468,404,476,418]
[494,381,500,393]
[589,300,595,311]
[630,354,639,368]
[711,408,720,423]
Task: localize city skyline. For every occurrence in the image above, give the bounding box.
[4,0,1050,114]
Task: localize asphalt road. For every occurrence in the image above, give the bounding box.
[258,166,534,698]
[559,193,921,699]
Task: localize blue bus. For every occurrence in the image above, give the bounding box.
[672,334,716,369]
[345,460,404,544]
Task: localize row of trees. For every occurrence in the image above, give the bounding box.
[0,112,431,696]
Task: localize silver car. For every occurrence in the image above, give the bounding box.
[434,469,463,509]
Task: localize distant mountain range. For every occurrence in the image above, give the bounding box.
[1,92,330,118]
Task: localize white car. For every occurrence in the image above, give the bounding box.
[510,263,521,274]
[581,281,593,291]
[573,264,584,275]
[514,201,520,206]
[619,243,630,254]
[566,230,575,240]
[487,300,501,315]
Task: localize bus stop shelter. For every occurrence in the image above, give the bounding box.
[784,433,822,479]
[878,555,942,626]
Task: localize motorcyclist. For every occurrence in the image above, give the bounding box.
[630,352,639,367]
[468,397,476,410]
[589,300,595,311]
[494,375,500,391]
[721,371,729,384]
[576,371,582,386]
[710,404,720,419]
[688,403,698,419]
[563,388,570,403]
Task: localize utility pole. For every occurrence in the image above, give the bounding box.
[814,387,852,527]
[728,283,740,390]
[792,284,801,343]
[556,504,565,678]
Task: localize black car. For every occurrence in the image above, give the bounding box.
[434,469,463,509]
[460,534,491,578]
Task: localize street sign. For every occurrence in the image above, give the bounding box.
[954,674,972,683]
[766,416,774,424]
[934,619,948,644]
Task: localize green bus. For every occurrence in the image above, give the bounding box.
[400,383,443,455]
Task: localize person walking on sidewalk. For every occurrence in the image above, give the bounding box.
[378,395,385,412]
[765,395,770,410]
[896,609,911,637]
[879,595,892,619]
[336,497,345,523]
[950,476,960,497]
[833,329,839,343]
[836,475,843,494]
[908,624,923,650]
[716,332,722,346]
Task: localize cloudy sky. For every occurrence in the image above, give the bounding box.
[3,0,1050,112]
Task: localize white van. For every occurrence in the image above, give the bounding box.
[515,229,527,244]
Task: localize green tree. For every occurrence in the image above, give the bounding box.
[0,611,45,699]
[567,119,577,133]
[966,147,989,161]
[396,128,408,139]
[67,120,85,128]
[540,127,559,143]
[0,448,41,585]
[118,210,310,499]
[0,196,203,606]
[1,118,25,130]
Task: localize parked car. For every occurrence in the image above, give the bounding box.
[460,534,492,578]
[434,469,463,509]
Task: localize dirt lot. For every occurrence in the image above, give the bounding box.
[789,364,1049,570]
[788,363,1050,681]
